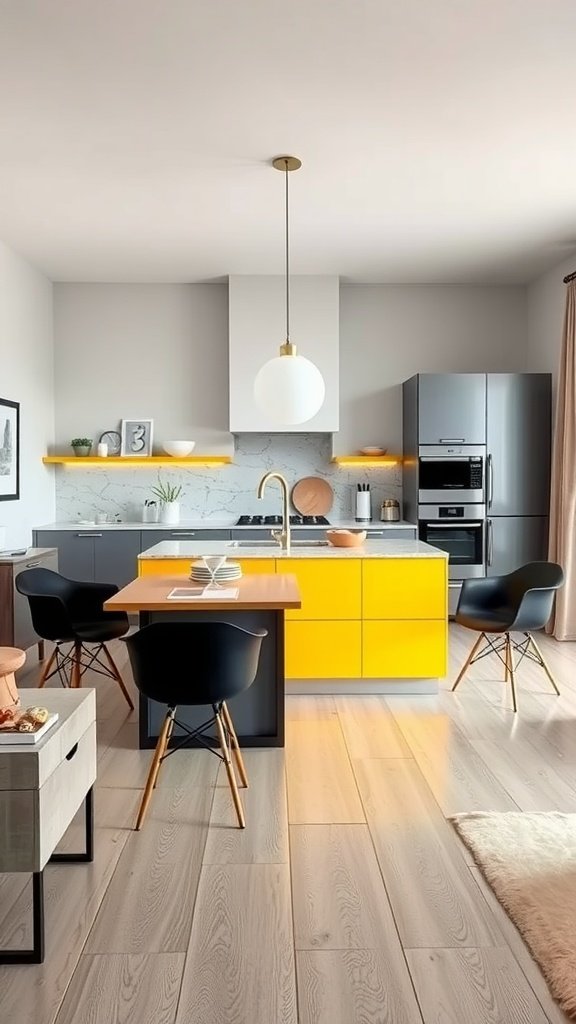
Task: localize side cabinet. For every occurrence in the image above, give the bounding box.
[0,549,59,652]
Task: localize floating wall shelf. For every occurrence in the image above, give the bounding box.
[331,456,399,467]
[43,456,232,467]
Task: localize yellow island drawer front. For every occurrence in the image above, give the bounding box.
[285,621,362,678]
[276,559,361,620]
[363,620,447,678]
[363,559,447,619]
[139,558,191,576]
[236,559,276,575]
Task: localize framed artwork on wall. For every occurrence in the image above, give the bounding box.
[0,398,20,501]
[120,418,154,457]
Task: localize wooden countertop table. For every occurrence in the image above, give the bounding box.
[105,573,301,750]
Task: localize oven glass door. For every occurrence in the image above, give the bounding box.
[419,520,484,567]
[419,458,475,492]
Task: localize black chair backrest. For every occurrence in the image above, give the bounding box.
[15,567,79,641]
[124,621,267,706]
[505,561,564,631]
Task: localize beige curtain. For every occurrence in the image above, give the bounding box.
[548,280,576,639]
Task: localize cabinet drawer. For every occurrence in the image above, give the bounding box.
[143,529,231,544]
[362,620,447,678]
[362,559,447,619]
[277,560,361,620]
[139,558,192,576]
[0,722,96,873]
[286,621,362,679]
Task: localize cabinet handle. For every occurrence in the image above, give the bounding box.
[170,532,196,537]
[438,437,465,443]
[487,452,494,508]
[487,519,494,566]
[366,531,384,536]
[65,742,78,761]
[75,533,103,538]
[25,560,41,567]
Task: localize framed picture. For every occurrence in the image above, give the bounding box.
[0,398,20,501]
[120,418,154,457]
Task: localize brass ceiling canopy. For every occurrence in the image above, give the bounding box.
[272,156,302,172]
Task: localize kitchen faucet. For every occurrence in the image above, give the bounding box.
[257,472,291,553]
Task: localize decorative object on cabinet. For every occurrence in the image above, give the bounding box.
[0,398,20,501]
[253,156,326,426]
[326,529,367,548]
[142,499,159,523]
[162,440,196,457]
[70,438,93,457]
[150,474,183,525]
[98,429,122,455]
[120,418,154,457]
[292,476,334,516]
[360,446,387,456]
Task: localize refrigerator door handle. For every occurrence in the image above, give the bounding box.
[487,518,494,566]
[487,452,494,509]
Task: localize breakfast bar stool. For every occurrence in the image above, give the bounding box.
[0,647,25,710]
[123,620,267,831]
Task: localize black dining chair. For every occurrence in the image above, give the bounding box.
[451,561,564,711]
[123,620,267,831]
[15,567,133,709]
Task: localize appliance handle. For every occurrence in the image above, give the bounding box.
[487,452,494,508]
[419,457,471,463]
[425,522,483,529]
[487,518,494,565]
[438,438,466,443]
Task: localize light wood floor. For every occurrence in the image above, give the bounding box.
[2,625,576,1023]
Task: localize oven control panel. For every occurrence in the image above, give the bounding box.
[469,458,483,488]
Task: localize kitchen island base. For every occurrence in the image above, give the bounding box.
[137,608,285,749]
[286,677,438,695]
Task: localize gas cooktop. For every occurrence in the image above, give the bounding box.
[236,514,330,526]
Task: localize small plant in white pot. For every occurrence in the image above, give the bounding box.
[70,437,93,457]
[150,476,183,524]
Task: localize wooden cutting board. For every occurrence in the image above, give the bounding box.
[292,476,334,516]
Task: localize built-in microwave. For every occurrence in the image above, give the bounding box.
[418,445,485,504]
[418,504,485,579]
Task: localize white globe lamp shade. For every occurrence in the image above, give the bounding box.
[254,352,326,425]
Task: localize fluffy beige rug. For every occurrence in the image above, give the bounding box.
[451,811,576,1019]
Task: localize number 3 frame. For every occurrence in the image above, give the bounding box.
[120,418,154,457]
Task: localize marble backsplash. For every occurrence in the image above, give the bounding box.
[54,434,403,523]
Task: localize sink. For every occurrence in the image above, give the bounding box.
[227,540,330,548]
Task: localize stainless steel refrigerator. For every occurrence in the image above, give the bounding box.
[486,373,551,576]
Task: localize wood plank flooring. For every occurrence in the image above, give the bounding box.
[1,624,575,1022]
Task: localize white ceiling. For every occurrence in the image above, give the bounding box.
[1,0,576,284]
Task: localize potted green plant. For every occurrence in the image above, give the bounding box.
[70,437,93,457]
[150,475,183,524]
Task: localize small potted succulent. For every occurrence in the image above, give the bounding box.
[70,437,93,457]
[150,475,183,524]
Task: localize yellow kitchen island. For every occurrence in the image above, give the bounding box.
[138,538,448,694]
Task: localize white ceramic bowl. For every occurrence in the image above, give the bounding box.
[163,440,196,457]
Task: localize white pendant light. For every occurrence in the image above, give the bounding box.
[254,156,326,425]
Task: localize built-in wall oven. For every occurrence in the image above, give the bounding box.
[418,505,485,580]
[418,445,485,504]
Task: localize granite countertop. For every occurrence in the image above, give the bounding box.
[34,519,416,532]
[138,539,447,560]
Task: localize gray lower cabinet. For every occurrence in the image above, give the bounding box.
[33,531,142,588]
[363,527,417,539]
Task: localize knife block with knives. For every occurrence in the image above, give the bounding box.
[355,483,371,522]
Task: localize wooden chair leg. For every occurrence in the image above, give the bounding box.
[507,634,518,712]
[38,647,57,688]
[101,643,135,711]
[71,641,82,689]
[527,632,561,696]
[215,707,245,829]
[222,701,249,788]
[451,632,485,692]
[135,711,172,831]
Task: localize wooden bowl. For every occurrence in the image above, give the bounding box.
[326,529,367,548]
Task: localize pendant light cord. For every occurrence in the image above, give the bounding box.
[285,159,290,343]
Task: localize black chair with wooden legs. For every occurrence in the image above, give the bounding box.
[123,620,267,831]
[15,567,133,709]
[451,561,564,712]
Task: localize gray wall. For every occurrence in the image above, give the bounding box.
[0,241,54,547]
[527,253,575,388]
[52,281,529,521]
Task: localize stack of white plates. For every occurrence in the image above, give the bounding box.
[190,559,242,583]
